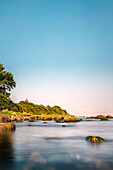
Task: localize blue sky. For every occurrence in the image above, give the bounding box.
[0,0,113,115]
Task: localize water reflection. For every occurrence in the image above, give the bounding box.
[0,131,14,168]
[1,120,113,169]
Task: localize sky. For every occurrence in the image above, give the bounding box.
[0,0,113,116]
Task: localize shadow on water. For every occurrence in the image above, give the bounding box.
[0,131,14,168]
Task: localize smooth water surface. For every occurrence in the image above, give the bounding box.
[0,119,113,170]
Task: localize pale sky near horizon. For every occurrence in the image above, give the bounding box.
[0,0,113,116]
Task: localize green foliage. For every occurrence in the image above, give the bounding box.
[0,94,10,110]
[0,64,16,97]
[0,64,70,117]
[0,98,70,117]
[18,101,69,116]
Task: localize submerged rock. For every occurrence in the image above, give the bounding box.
[100,118,108,121]
[0,122,15,131]
[62,125,66,127]
[86,136,104,143]
[29,119,34,122]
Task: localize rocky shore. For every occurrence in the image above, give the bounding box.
[0,114,15,131]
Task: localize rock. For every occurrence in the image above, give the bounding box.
[29,119,34,122]
[62,125,66,127]
[86,117,91,119]
[95,115,106,119]
[86,136,104,143]
[54,116,64,121]
[0,122,15,131]
[100,118,108,121]
[91,116,96,118]
[0,114,11,123]
[106,115,113,118]
[16,120,23,123]
[64,116,80,122]
[42,116,52,121]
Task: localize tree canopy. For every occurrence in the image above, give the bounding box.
[0,64,16,97]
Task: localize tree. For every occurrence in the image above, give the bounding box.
[0,94,10,110]
[0,64,16,97]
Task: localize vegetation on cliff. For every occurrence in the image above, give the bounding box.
[0,64,70,117]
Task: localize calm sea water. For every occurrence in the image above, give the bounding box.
[0,118,113,170]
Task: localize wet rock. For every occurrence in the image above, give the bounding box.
[64,116,80,122]
[95,115,106,119]
[86,136,104,143]
[42,116,52,121]
[62,125,66,127]
[0,122,15,131]
[106,115,113,118]
[100,118,108,121]
[16,120,23,123]
[86,117,91,119]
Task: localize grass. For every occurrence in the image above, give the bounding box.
[0,111,70,118]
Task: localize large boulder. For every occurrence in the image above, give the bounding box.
[64,116,80,122]
[0,122,15,131]
[0,114,15,131]
[95,115,106,119]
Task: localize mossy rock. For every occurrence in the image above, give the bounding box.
[100,118,108,121]
[64,116,80,122]
[95,115,106,119]
[86,136,104,143]
[0,122,15,131]
[106,115,113,118]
